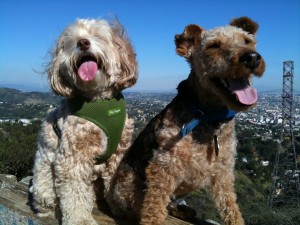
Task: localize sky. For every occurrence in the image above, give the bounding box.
[0,0,300,92]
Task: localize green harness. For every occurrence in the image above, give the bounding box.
[67,93,126,164]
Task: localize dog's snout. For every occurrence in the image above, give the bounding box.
[77,39,91,51]
[239,51,261,70]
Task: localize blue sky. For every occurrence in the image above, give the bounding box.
[0,0,299,92]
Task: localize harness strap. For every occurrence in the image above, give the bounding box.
[180,108,236,137]
[53,122,61,139]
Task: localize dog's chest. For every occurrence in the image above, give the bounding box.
[194,121,235,156]
[175,122,236,188]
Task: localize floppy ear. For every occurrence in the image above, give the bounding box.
[115,44,138,90]
[47,46,74,97]
[230,17,259,35]
[48,67,74,97]
[111,21,138,90]
[175,24,203,59]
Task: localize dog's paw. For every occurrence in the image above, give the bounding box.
[33,201,57,219]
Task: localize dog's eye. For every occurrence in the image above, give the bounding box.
[207,43,220,49]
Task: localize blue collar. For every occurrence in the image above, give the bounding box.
[180,107,236,137]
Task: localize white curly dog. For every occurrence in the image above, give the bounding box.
[31,18,138,225]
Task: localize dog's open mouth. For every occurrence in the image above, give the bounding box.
[214,77,258,106]
[77,56,98,81]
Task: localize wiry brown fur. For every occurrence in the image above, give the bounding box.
[31,18,137,225]
[107,17,265,225]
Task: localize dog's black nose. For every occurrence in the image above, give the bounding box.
[240,51,261,69]
[77,39,91,51]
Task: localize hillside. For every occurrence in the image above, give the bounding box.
[0,88,61,119]
[0,88,61,105]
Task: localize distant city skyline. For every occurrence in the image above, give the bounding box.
[1,0,299,92]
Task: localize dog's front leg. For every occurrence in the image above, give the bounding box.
[140,160,176,225]
[32,141,57,217]
[55,155,97,225]
[211,171,244,225]
[54,119,105,225]
[31,111,59,217]
[54,149,98,225]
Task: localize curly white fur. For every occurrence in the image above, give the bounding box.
[31,18,137,225]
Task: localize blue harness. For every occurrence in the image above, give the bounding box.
[180,108,236,137]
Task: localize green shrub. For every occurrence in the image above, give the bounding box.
[0,121,40,180]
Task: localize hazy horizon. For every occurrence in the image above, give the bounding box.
[0,81,290,94]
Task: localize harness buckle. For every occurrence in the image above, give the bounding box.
[180,124,188,137]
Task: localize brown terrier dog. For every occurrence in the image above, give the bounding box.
[106,17,265,225]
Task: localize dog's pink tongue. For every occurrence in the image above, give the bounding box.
[78,61,98,81]
[228,78,258,105]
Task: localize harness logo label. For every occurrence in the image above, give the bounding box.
[108,107,121,116]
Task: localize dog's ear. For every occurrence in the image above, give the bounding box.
[112,23,138,90]
[230,17,259,35]
[115,47,138,90]
[47,46,74,97]
[175,24,203,58]
[48,66,74,97]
